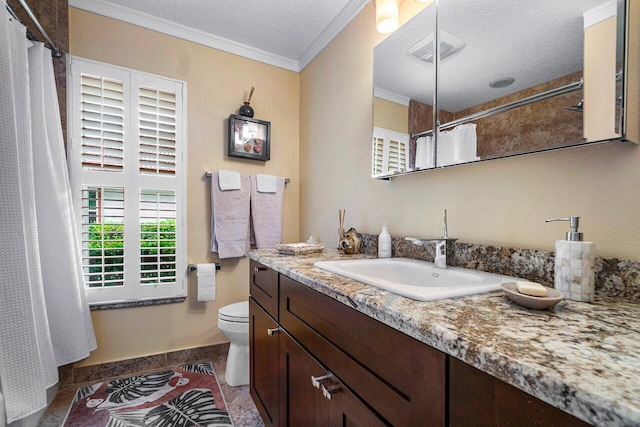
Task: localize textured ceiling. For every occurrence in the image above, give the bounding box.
[100,0,356,61]
[374,0,616,112]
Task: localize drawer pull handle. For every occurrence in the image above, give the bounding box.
[310,373,334,389]
[267,327,280,336]
[254,266,267,272]
[321,384,342,400]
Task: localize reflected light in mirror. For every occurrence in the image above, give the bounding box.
[376,0,399,33]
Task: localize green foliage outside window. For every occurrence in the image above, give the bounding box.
[86,220,176,287]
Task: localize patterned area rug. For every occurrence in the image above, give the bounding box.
[62,361,232,426]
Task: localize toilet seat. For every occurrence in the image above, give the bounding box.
[218,301,249,323]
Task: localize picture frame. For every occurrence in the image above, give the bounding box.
[227,114,271,161]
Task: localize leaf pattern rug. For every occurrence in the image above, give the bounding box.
[62,362,232,426]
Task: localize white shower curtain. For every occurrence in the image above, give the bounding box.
[0,6,96,424]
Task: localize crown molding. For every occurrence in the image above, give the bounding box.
[374,87,410,106]
[298,0,371,70]
[583,0,617,28]
[69,0,300,72]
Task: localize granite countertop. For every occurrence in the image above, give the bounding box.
[248,249,640,426]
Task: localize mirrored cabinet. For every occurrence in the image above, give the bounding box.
[372,0,635,179]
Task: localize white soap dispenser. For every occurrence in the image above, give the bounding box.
[546,216,595,302]
[378,223,391,258]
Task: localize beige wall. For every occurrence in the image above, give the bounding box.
[373,97,408,133]
[584,16,618,141]
[70,8,300,366]
[300,2,640,260]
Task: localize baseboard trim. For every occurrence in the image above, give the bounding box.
[66,343,230,385]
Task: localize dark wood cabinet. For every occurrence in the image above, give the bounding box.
[250,259,278,319]
[279,330,385,427]
[250,260,389,426]
[249,261,280,426]
[449,357,590,427]
[279,274,446,426]
[249,298,280,426]
[278,329,328,426]
[250,262,588,426]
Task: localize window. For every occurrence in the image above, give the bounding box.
[68,57,186,305]
[372,127,410,177]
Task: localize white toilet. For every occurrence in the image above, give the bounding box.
[217,300,250,386]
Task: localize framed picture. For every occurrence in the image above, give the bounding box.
[227,114,270,161]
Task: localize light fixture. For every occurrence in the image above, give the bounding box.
[376,0,399,34]
[489,77,515,88]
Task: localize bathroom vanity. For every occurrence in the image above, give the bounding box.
[247,250,640,425]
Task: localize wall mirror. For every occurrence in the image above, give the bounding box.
[372,0,629,179]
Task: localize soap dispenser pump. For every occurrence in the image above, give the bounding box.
[546,216,595,302]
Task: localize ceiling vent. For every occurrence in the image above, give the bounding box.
[407,31,466,63]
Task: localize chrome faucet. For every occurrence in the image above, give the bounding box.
[405,209,456,268]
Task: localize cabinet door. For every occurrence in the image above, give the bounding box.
[249,298,280,426]
[328,384,386,427]
[279,330,328,426]
[279,330,385,427]
[449,357,590,427]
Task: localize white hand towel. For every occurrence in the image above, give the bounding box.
[415,136,435,169]
[196,263,217,302]
[250,175,284,248]
[256,173,278,193]
[437,130,455,166]
[218,170,241,191]
[456,123,479,162]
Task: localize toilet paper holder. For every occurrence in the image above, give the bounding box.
[188,264,221,272]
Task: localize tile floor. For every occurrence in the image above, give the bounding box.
[37,344,264,426]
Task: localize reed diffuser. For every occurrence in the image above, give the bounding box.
[338,209,345,250]
[239,86,255,117]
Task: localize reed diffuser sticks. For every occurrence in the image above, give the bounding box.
[338,209,346,249]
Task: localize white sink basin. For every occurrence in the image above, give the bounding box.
[313,257,523,301]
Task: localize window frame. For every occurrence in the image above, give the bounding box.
[67,56,187,305]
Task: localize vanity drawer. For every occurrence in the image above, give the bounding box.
[250,260,279,320]
[279,274,446,426]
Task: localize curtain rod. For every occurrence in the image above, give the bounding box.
[205,172,290,185]
[7,0,62,57]
[410,78,584,139]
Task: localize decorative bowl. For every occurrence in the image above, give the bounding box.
[501,282,563,310]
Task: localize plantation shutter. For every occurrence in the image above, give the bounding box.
[387,139,407,173]
[372,127,409,177]
[138,87,177,175]
[80,75,125,171]
[69,58,186,305]
[372,134,384,176]
[82,187,125,288]
[139,190,177,286]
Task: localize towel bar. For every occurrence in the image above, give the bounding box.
[205,172,290,185]
[188,264,221,272]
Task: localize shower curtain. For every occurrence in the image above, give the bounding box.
[0,6,96,424]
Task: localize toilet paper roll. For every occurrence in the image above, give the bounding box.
[196,263,217,302]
